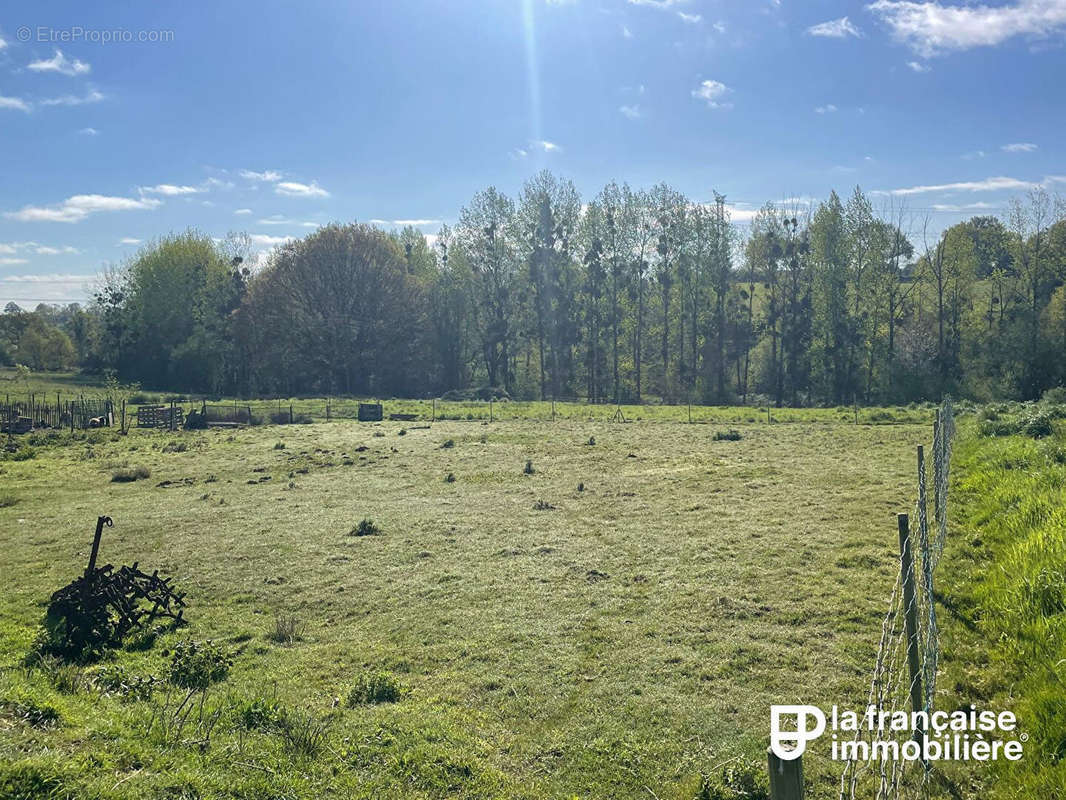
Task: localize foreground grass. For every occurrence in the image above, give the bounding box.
[0,415,930,798]
[938,412,1066,799]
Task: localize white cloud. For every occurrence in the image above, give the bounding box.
[1002,142,1038,152]
[879,176,1039,196]
[692,79,733,109]
[0,258,29,265]
[1,272,91,282]
[139,184,202,196]
[368,218,441,227]
[249,234,293,247]
[713,20,727,34]
[27,50,91,76]
[619,104,643,119]
[39,89,105,107]
[511,148,529,159]
[0,95,31,112]
[5,194,162,223]
[868,0,1066,57]
[531,139,561,152]
[725,206,760,223]
[930,201,999,212]
[0,273,96,303]
[0,33,7,50]
[628,0,687,7]
[274,181,329,198]
[118,238,142,245]
[907,61,930,72]
[202,177,234,190]
[815,104,838,113]
[678,12,702,23]
[240,169,282,182]
[33,245,79,255]
[622,25,634,38]
[79,127,99,136]
[234,208,253,215]
[962,150,987,160]
[807,16,863,38]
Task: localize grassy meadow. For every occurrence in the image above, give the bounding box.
[0,394,935,800]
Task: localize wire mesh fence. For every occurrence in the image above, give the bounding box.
[837,399,955,800]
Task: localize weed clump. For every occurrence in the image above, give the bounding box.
[713,430,742,441]
[111,465,150,482]
[350,518,381,537]
[523,460,535,475]
[166,639,231,689]
[268,613,305,646]
[441,439,455,449]
[233,695,283,731]
[444,472,456,483]
[346,670,408,705]
[533,499,556,511]
[695,759,769,800]
[0,695,61,729]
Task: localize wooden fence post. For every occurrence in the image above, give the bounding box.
[767,747,803,800]
[289,403,294,424]
[432,398,436,422]
[490,398,494,423]
[897,513,925,742]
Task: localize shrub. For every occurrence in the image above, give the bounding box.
[398,428,407,436]
[1041,387,1066,405]
[7,445,36,462]
[444,472,456,483]
[86,664,156,701]
[523,460,535,475]
[586,436,596,446]
[273,441,286,450]
[350,518,381,537]
[713,429,742,441]
[166,640,231,690]
[441,439,455,449]
[110,465,150,482]
[346,670,408,705]
[161,441,187,453]
[533,499,555,511]
[577,482,585,492]
[268,613,304,646]
[1022,409,1055,439]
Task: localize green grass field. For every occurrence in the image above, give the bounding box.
[0,400,936,799]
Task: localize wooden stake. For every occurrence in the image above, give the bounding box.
[898,513,925,742]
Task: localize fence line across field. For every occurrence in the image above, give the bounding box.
[836,398,955,800]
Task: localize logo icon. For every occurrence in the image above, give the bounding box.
[770,705,826,760]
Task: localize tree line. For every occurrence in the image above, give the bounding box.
[3,172,1065,405]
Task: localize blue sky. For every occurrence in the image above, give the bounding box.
[1,0,1065,306]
